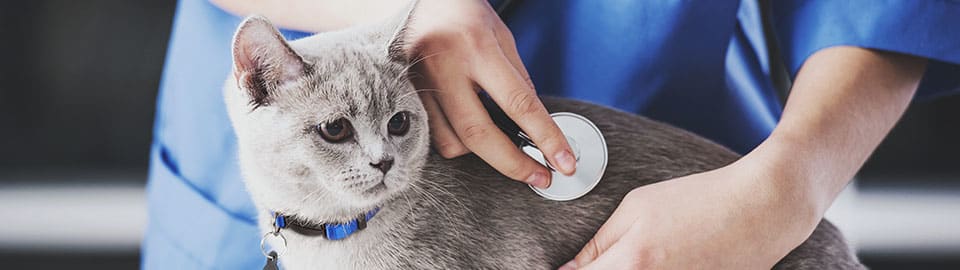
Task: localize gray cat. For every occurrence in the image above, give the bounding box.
[223,8,864,270]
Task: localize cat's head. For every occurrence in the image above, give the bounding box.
[224,8,428,217]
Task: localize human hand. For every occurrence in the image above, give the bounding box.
[562,161,820,269]
[404,0,576,188]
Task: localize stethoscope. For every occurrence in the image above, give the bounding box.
[479,93,609,201]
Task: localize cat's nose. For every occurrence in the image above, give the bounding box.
[369,158,394,174]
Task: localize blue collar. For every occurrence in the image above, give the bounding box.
[273,207,380,241]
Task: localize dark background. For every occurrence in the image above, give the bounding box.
[0,0,957,269]
[0,0,173,175]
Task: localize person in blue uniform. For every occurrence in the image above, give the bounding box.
[143,0,959,268]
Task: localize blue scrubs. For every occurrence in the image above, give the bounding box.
[143,0,960,268]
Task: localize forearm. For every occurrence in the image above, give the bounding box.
[746,46,926,225]
[210,0,408,32]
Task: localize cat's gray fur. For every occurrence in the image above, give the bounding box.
[224,4,864,269]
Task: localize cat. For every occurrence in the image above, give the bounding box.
[223,5,864,270]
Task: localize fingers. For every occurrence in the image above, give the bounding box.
[419,91,469,158]
[471,35,577,176]
[405,4,559,187]
[428,65,552,188]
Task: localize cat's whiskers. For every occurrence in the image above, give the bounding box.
[419,169,474,219]
[397,51,447,81]
[392,50,447,89]
[396,88,439,103]
[423,165,483,225]
[424,164,472,192]
[406,167,477,233]
[414,180,474,240]
[293,173,348,207]
[298,184,325,205]
[407,181,454,224]
[395,184,418,225]
[408,51,445,68]
[404,71,425,81]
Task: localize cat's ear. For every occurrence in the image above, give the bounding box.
[232,16,308,108]
[385,0,419,63]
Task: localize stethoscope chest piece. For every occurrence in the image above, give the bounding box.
[523,112,608,201]
[477,94,608,201]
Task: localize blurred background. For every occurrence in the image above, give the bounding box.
[0,0,957,269]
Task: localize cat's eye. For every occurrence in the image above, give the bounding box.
[387,112,410,136]
[317,118,354,143]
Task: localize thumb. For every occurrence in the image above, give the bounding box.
[578,237,647,270]
[564,214,637,269]
[569,225,622,269]
[562,191,646,269]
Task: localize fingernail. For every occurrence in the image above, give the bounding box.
[558,260,577,270]
[554,150,577,174]
[526,171,550,188]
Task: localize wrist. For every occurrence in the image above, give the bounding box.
[731,138,825,250]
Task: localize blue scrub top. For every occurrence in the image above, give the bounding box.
[143,0,960,268]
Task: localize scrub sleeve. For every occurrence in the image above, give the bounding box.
[773,0,960,98]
